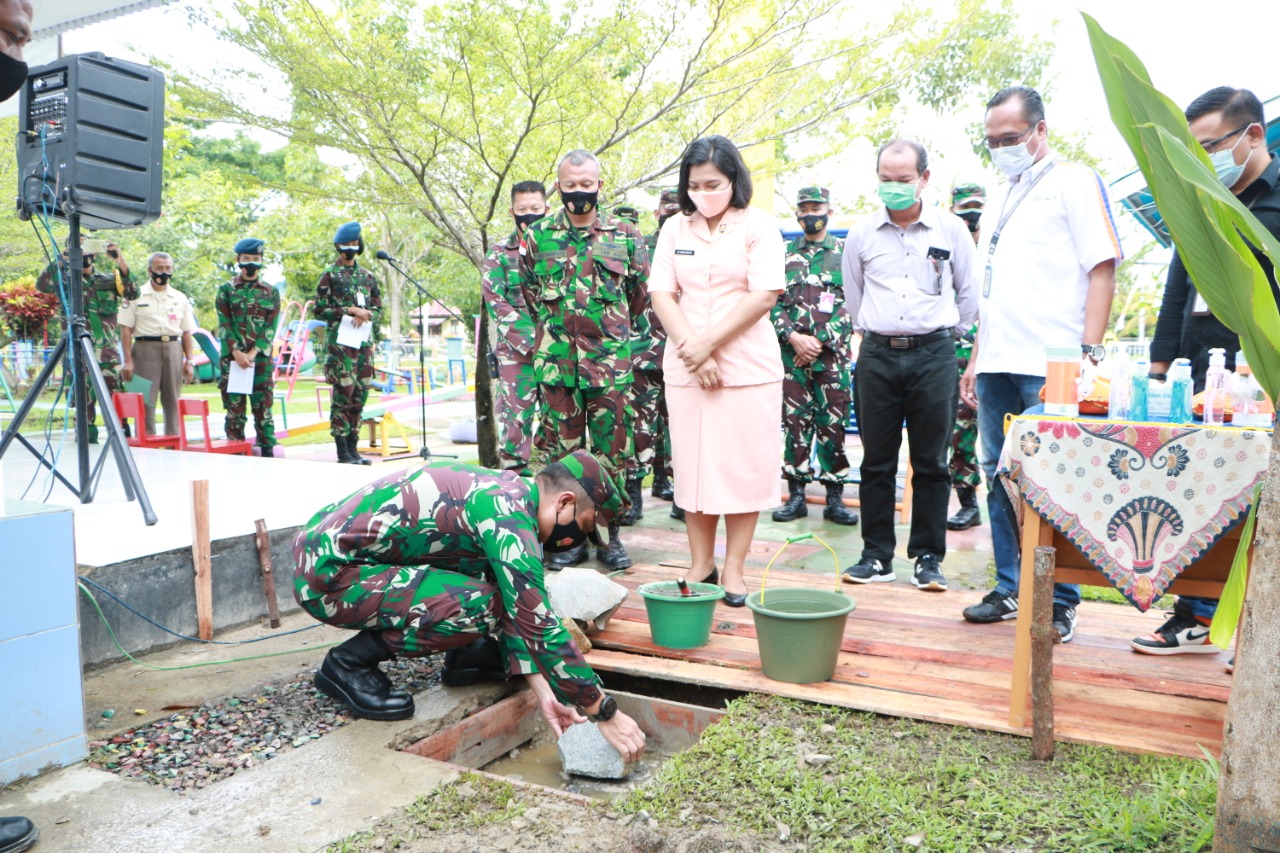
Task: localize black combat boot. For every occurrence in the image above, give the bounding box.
[619,478,644,526]
[598,521,633,571]
[545,540,589,569]
[258,445,276,459]
[772,478,809,522]
[335,435,356,463]
[947,484,982,530]
[670,503,686,522]
[442,636,507,687]
[314,631,415,721]
[822,483,859,525]
[347,434,371,465]
[651,472,674,500]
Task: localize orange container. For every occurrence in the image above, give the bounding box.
[1044,347,1081,416]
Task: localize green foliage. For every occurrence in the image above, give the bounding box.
[402,772,523,830]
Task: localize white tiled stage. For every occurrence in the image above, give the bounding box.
[1,443,419,567]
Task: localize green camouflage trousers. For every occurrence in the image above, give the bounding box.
[82,318,124,442]
[496,349,539,470]
[536,382,633,482]
[949,352,980,489]
[627,368,671,481]
[324,344,374,438]
[781,347,852,485]
[219,355,276,448]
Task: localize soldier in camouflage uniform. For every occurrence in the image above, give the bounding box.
[215,237,281,457]
[771,187,858,526]
[315,221,381,465]
[37,237,138,443]
[519,150,649,570]
[482,181,548,471]
[947,183,985,530]
[291,449,645,759]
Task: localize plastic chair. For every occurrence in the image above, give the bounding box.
[112,392,181,450]
[177,398,254,455]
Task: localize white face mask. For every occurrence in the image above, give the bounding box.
[991,139,1036,179]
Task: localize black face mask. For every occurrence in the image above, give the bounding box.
[514,212,544,231]
[82,254,96,269]
[339,249,358,261]
[0,53,27,103]
[798,214,828,235]
[151,272,172,285]
[560,190,598,216]
[239,263,262,277]
[957,210,983,233]
[543,516,589,553]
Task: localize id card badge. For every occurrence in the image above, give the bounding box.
[983,264,993,298]
[356,291,366,308]
[817,291,835,314]
[1191,291,1209,315]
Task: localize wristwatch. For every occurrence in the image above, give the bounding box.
[587,694,618,723]
[1081,344,1106,363]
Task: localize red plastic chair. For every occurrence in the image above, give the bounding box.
[177,398,254,455]
[112,392,181,450]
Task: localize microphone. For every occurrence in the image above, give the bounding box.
[375,250,398,262]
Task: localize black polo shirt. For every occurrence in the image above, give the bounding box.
[1150,153,1280,390]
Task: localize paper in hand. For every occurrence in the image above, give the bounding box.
[336,315,372,348]
[227,362,255,395]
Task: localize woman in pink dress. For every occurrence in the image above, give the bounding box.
[648,136,785,606]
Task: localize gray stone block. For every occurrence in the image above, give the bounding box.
[544,568,629,633]
[557,722,631,780]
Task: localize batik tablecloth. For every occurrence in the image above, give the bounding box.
[997,417,1271,611]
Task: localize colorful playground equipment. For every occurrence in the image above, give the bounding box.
[272,300,321,402]
[189,329,221,383]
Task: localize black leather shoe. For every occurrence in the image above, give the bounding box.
[598,521,633,570]
[545,540,589,569]
[314,631,415,721]
[690,564,719,585]
[442,637,506,687]
[651,473,674,500]
[772,478,808,522]
[723,590,748,608]
[822,483,859,525]
[335,435,356,464]
[347,434,372,465]
[947,485,981,530]
[0,817,38,853]
[670,503,686,522]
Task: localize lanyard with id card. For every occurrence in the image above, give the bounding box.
[983,160,1057,297]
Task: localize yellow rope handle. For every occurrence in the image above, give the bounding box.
[758,532,843,606]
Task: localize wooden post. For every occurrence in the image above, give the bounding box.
[254,519,281,628]
[1030,545,1058,761]
[191,480,213,641]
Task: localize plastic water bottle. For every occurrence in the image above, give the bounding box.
[1230,350,1272,428]
[1109,346,1132,420]
[1130,358,1150,421]
[1169,359,1193,424]
[1203,348,1229,425]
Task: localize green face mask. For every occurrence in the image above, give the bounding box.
[878,181,919,211]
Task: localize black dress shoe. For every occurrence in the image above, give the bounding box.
[723,590,748,608]
[690,565,719,585]
[0,817,37,853]
[314,631,415,721]
[670,503,686,522]
[442,637,507,687]
[545,540,589,569]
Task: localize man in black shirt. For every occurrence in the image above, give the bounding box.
[1137,86,1279,661]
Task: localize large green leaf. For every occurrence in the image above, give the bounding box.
[1210,486,1259,649]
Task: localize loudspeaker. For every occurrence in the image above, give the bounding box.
[16,52,165,231]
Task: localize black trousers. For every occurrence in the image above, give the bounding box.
[855,334,959,563]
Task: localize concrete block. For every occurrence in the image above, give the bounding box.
[544,568,628,633]
[557,722,631,780]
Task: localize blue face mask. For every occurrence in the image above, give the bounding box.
[1209,129,1252,188]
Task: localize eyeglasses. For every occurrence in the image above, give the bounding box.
[1200,123,1252,153]
[983,125,1035,150]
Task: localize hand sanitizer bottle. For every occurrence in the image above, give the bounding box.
[1169,359,1193,424]
[1109,346,1131,420]
[1203,348,1229,426]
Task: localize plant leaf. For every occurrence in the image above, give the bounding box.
[1210,485,1259,649]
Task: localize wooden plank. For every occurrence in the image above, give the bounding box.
[1031,546,1057,760]
[402,691,541,767]
[253,518,281,628]
[190,479,213,641]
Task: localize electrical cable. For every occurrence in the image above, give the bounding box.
[77,581,337,672]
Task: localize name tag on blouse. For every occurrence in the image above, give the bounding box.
[356,292,366,307]
[675,249,695,256]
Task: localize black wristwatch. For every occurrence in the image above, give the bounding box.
[1082,344,1106,363]
[587,694,618,723]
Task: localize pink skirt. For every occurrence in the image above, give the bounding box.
[666,382,783,515]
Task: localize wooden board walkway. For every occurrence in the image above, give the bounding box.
[585,563,1232,760]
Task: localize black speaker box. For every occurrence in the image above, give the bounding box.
[16,52,165,231]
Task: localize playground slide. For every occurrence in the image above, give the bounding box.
[191,329,221,383]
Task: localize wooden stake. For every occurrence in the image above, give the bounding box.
[191,479,213,641]
[1030,545,1058,761]
[254,519,281,628]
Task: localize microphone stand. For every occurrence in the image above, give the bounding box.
[376,254,464,460]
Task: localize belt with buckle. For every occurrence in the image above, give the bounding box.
[134,335,180,343]
[864,329,952,349]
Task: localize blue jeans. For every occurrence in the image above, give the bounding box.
[1181,596,1218,620]
[976,373,1081,607]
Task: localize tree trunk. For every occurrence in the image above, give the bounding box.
[474,308,498,468]
[1213,426,1280,851]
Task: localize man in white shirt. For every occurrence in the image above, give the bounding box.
[959,86,1122,642]
[841,139,978,592]
[120,253,198,436]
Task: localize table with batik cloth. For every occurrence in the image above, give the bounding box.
[997,416,1271,726]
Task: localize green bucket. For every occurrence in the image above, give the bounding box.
[639,581,725,649]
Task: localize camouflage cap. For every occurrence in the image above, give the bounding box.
[658,188,680,207]
[796,186,830,204]
[951,183,986,206]
[613,204,640,224]
[557,450,626,542]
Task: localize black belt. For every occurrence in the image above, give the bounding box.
[134,335,182,342]
[863,329,952,349]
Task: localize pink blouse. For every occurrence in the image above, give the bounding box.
[648,205,784,387]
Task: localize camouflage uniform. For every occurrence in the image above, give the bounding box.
[215,274,280,449]
[482,230,540,470]
[315,263,382,438]
[949,325,981,489]
[773,228,853,485]
[519,208,649,481]
[37,257,139,441]
[292,461,604,708]
[629,230,673,484]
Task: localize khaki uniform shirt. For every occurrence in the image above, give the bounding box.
[119,284,198,337]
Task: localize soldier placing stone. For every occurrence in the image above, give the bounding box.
[215,237,281,457]
[771,186,858,526]
[291,450,645,761]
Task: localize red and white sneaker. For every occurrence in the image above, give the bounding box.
[1131,600,1216,655]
